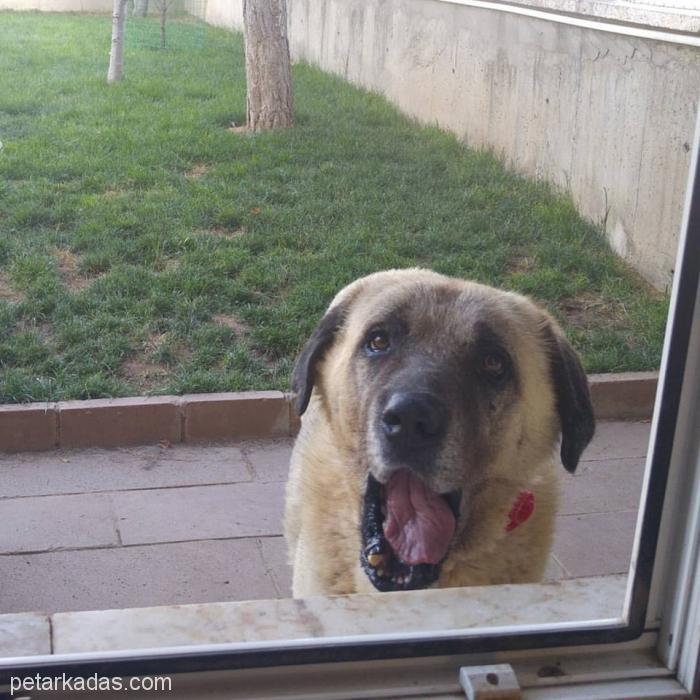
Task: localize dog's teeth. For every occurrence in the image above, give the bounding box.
[365,538,382,554]
[367,553,385,568]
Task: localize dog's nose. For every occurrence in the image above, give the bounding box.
[381,392,447,447]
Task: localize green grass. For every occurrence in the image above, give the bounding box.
[0,11,668,403]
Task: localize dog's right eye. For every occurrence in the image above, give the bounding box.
[366,330,391,354]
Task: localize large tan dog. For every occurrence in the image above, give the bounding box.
[284,269,594,597]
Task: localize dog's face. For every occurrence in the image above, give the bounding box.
[293,269,594,592]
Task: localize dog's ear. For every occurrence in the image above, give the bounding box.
[291,303,348,416]
[541,321,595,473]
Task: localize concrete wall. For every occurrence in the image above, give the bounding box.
[0,0,112,10]
[189,0,242,29]
[199,0,699,290]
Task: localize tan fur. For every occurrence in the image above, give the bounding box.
[285,269,586,597]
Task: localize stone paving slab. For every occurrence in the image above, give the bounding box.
[559,457,646,515]
[0,420,651,614]
[244,438,295,482]
[259,535,293,597]
[0,539,278,614]
[0,444,250,498]
[112,482,286,545]
[543,555,568,581]
[580,420,651,461]
[552,510,639,578]
[0,492,119,554]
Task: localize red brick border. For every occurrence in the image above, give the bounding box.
[0,373,657,453]
[588,371,659,420]
[183,392,289,441]
[59,396,181,449]
[0,403,58,452]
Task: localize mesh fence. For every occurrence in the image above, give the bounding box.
[125,0,208,51]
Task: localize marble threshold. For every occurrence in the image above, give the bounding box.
[1,575,627,663]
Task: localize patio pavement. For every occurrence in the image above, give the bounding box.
[0,420,651,614]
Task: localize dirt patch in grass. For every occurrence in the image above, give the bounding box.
[559,294,630,331]
[211,314,277,368]
[121,332,182,391]
[212,314,250,337]
[121,358,171,391]
[185,163,211,180]
[0,272,23,302]
[144,330,192,365]
[154,258,181,273]
[505,254,537,275]
[143,332,168,355]
[53,248,99,292]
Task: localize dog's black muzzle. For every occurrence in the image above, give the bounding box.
[379,390,448,467]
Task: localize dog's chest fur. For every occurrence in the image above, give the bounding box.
[286,397,560,596]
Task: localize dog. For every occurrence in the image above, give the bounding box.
[284,269,594,597]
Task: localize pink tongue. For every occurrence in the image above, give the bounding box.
[383,469,456,565]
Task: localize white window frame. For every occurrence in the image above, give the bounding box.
[1,44,699,700]
[441,0,700,41]
[446,0,700,35]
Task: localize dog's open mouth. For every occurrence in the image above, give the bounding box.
[360,470,461,592]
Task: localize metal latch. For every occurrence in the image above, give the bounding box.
[459,664,522,700]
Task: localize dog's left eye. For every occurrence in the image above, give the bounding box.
[481,353,507,379]
[366,330,391,354]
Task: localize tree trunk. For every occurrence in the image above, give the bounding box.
[160,0,167,49]
[133,0,149,17]
[107,0,128,84]
[243,0,294,132]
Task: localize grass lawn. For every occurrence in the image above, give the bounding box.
[0,12,668,404]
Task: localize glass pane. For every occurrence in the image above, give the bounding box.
[0,0,696,671]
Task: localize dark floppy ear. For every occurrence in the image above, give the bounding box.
[291,303,347,416]
[542,322,595,473]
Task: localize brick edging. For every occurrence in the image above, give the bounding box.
[0,391,293,453]
[587,371,658,421]
[0,373,657,453]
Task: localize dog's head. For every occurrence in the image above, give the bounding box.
[292,269,594,592]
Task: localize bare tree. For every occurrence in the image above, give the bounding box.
[243,0,294,132]
[155,0,176,49]
[133,0,149,17]
[107,0,128,84]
